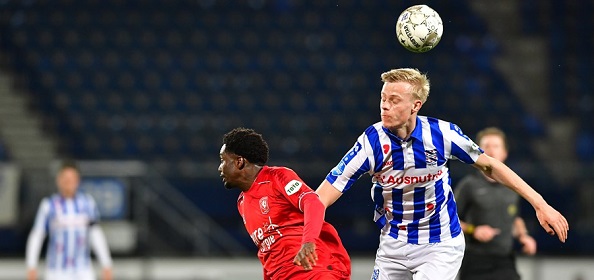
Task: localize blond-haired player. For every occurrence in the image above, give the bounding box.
[316,68,568,280]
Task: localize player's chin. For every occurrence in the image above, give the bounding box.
[223,181,235,190]
[381,116,393,123]
[381,119,396,130]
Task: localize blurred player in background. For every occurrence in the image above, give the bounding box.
[218,128,350,280]
[455,127,537,280]
[315,68,568,280]
[26,161,112,280]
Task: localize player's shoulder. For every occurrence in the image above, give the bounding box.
[419,115,472,139]
[417,115,455,128]
[40,194,61,211]
[45,194,61,203]
[265,166,297,177]
[263,166,307,192]
[76,191,96,202]
[39,195,54,207]
[363,122,383,135]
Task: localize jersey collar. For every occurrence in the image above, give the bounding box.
[382,117,423,142]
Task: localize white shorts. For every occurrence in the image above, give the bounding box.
[44,269,95,280]
[371,233,465,280]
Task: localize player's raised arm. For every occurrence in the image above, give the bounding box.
[472,153,569,242]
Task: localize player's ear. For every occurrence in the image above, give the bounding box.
[237,157,246,170]
[412,100,423,113]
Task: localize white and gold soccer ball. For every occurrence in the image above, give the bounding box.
[396,5,443,53]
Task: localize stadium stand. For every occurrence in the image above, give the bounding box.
[0,0,589,255]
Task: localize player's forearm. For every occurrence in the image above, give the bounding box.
[301,193,325,244]
[90,225,113,268]
[315,180,342,208]
[25,229,45,269]
[483,158,547,210]
[477,154,547,209]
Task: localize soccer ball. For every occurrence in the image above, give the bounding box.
[396,5,443,53]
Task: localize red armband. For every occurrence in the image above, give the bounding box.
[301,193,325,244]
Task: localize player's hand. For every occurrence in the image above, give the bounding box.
[27,268,37,280]
[473,225,500,242]
[535,204,569,242]
[293,242,318,270]
[102,267,113,280]
[518,234,537,255]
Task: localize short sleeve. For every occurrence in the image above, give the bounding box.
[86,194,101,224]
[445,122,483,164]
[32,198,51,233]
[325,132,372,193]
[272,167,316,211]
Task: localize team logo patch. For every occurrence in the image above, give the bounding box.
[382,144,390,154]
[331,142,362,176]
[375,206,386,216]
[425,149,438,166]
[259,196,270,214]
[284,180,302,196]
[471,141,483,152]
[331,161,346,176]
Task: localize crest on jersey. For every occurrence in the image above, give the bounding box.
[259,196,270,214]
[383,144,390,154]
[425,149,438,166]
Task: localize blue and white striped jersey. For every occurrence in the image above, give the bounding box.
[31,192,100,273]
[326,116,483,244]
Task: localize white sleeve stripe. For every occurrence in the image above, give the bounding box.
[298,191,317,212]
[25,228,46,269]
[89,225,112,268]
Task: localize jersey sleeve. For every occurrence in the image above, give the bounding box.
[86,194,101,224]
[444,122,483,164]
[325,132,373,193]
[27,198,51,269]
[271,167,316,211]
[31,198,51,233]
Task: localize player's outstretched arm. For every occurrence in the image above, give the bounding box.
[472,153,569,242]
[315,180,343,208]
[293,193,323,270]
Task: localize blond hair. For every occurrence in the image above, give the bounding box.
[476,127,508,150]
[381,68,430,103]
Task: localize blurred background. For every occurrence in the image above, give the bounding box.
[0,0,593,279]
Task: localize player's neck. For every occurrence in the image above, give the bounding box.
[391,117,417,140]
[238,165,264,192]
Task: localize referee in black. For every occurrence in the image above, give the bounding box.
[455,127,537,280]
